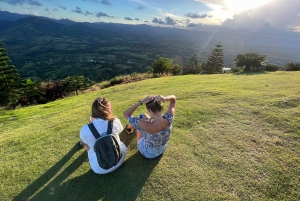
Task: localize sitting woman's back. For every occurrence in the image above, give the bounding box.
[123,95,176,158]
[79,97,127,174]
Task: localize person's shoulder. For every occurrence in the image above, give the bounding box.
[112,117,124,131]
[163,113,174,121]
[80,124,90,136]
[113,117,122,125]
[164,113,174,118]
[128,115,138,123]
[81,124,89,130]
[113,117,121,121]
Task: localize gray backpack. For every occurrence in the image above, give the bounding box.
[88,121,122,169]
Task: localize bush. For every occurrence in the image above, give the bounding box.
[110,76,125,86]
[98,81,111,89]
[285,63,300,71]
[17,78,44,106]
[151,57,173,76]
[39,81,68,102]
[170,64,182,75]
[182,65,201,75]
[231,67,241,73]
[264,64,280,72]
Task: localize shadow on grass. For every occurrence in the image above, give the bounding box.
[14,130,161,201]
[119,128,136,148]
[233,71,268,76]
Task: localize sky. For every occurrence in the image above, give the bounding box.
[0,0,300,32]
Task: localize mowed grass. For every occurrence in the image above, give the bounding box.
[0,71,300,201]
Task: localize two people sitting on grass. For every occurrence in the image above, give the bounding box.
[79,97,127,174]
[79,94,176,174]
[123,95,176,159]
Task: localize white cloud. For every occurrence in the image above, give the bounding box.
[194,0,273,12]
[222,0,300,31]
[32,11,40,16]
[249,0,300,29]
[193,0,225,12]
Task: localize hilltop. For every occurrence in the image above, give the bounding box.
[0,72,300,200]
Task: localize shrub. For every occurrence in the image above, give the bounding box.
[151,57,173,76]
[285,63,300,71]
[264,64,280,72]
[170,64,182,75]
[98,81,111,89]
[17,78,44,106]
[231,67,241,73]
[39,81,68,102]
[110,76,124,86]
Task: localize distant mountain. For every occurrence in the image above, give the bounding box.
[83,20,300,65]
[0,11,30,21]
[0,10,76,25]
[84,22,193,38]
[0,10,299,82]
[0,16,111,39]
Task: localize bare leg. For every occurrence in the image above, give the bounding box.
[136,129,143,144]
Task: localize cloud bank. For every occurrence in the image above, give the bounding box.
[222,0,300,31]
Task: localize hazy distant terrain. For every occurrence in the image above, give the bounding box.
[0,11,299,81]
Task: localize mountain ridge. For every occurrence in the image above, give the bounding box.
[0,11,299,82]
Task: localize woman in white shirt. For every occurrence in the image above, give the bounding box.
[79,97,127,174]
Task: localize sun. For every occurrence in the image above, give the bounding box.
[225,0,273,12]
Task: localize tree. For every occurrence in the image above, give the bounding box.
[0,43,22,108]
[182,54,201,75]
[150,57,173,77]
[234,53,267,72]
[205,43,224,74]
[264,64,280,72]
[170,63,182,75]
[62,75,94,95]
[18,78,44,106]
[285,63,300,71]
[39,80,67,102]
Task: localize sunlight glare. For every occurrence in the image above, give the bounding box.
[225,0,273,12]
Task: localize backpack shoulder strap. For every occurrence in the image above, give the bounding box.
[107,120,113,134]
[88,123,100,139]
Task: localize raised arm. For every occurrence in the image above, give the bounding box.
[123,96,154,120]
[155,95,176,115]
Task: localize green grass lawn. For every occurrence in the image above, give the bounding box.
[1,71,300,201]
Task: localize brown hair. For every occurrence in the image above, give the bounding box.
[146,99,163,113]
[91,97,115,121]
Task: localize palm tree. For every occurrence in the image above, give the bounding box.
[234,53,267,72]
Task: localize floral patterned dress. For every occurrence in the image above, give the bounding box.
[128,113,174,158]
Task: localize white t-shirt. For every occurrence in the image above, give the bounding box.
[80,118,126,174]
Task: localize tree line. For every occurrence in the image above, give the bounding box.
[149,43,300,76]
[1,42,299,110]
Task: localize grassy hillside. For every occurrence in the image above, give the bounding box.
[1,71,300,200]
